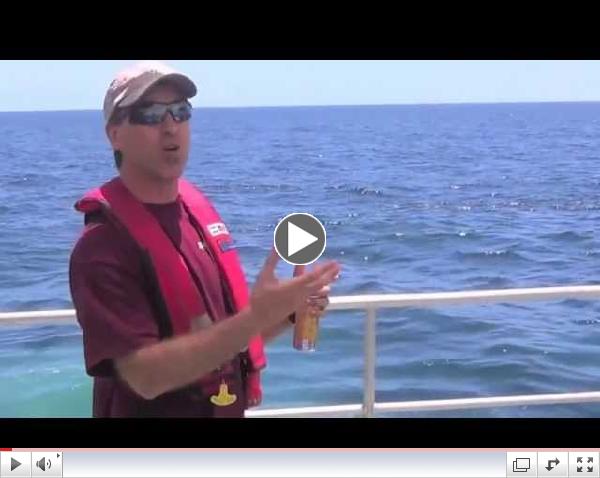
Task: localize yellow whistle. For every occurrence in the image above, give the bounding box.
[210,382,237,407]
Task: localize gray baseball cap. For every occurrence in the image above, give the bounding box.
[103,61,197,124]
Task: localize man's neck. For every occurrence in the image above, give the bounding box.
[119,169,179,204]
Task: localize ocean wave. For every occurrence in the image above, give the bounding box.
[541,231,594,242]
[3,330,80,350]
[561,299,597,309]
[325,184,385,196]
[463,275,514,288]
[204,183,302,193]
[347,280,387,294]
[393,230,480,242]
[572,318,600,326]
[455,249,529,262]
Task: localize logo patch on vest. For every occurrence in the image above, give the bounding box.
[207,222,229,237]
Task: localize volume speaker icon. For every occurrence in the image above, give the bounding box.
[36,457,51,471]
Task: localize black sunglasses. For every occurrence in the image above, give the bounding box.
[128,100,192,125]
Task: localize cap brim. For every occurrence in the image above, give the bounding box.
[119,73,197,108]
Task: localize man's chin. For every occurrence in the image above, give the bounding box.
[161,169,185,181]
[145,165,185,183]
[159,159,187,179]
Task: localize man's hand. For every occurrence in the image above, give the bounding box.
[293,264,332,321]
[249,248,340,331]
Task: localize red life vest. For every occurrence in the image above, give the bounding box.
[74,176,266,409]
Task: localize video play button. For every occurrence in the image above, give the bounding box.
[1,453,31,477]
[274,213,326,265]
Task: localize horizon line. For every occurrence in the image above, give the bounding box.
[2,99,600,114]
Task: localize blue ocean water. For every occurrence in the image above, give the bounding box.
[0,103,599,417]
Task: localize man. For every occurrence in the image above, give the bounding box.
[69,61,340,417]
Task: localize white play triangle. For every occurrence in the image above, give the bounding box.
[288,221,318,256]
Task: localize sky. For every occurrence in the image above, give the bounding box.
[0,60,599,111]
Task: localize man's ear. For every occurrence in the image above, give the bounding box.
[106,123,122,151]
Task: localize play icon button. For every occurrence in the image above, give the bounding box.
[1,452,31,476]
[274,213,326,265]
[288,221,318,256]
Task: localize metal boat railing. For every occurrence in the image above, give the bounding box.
[2,284,600,417]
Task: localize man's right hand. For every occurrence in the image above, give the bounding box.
[249,248,340,331]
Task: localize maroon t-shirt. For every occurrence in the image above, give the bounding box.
[69,197,246,417]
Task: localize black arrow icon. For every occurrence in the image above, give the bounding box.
[546,458,560,471]
[578,457,584,463]
[578,467,583,473]
[10,458,21,471]
[589,457,594,463]
[588,467,594,472]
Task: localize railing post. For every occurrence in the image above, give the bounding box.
[363,307,376,417]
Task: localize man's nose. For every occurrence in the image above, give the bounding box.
[161,111,178,134]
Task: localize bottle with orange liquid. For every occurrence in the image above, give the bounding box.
[292,265,320,351]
